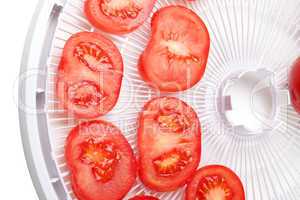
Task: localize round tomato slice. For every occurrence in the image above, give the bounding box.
[139,5,210,92]
[56,32,123,118]
[84,0,157,34]
[138,97,201,192]
[129,195,159,200]
[289,57,300,113]
[185,165,245,200]
[65,120,136,200]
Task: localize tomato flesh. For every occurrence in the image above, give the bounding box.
[57,32,123,118]
[68,80,104,109]
[80,139,120,183]
[185,165,245,200]
[65,120,136,200]
[139,5,210,92]
[153,148,192,177]
[74,42,113,72]
[100,0,141,19]
[289,57,300,113]
[138,97,201,191]
[197,175,232,199]
[85,0,157,34]
[129,195,159,200]
[157,111,191,133]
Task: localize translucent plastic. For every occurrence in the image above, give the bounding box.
[45,0,300,199]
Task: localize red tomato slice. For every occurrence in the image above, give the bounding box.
[185,165,245,200]
[56,32,123,118]
[289,57,300,113]
[139,5,210,92]
[84,0,157,34]
[138,97,201,192]
[129,195,159,200]
[65,120,136,200]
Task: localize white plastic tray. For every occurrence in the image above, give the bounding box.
[19,0,300,199]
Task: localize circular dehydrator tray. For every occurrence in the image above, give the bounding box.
[44,0,300,199]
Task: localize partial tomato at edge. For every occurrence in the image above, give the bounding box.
[84,0,157,34]
[185,165,245,200]
[56,32,123,118]
[138,97,201,192]
[289,57,300,114]
[129,195,159,200]
[65,120,136,200]
[139,5,210,92]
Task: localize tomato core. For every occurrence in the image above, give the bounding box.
[161,33,200,63]
[197,175,232,200]
[74,42,113,72]
[100,0,142,19]
[157,111,191,133]
[80,138,120,183]
[153,149,192,177]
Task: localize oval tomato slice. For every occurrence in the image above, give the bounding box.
[138,97,201,192]
[129,195,159,200]
[185,165,245,200]
[289,57,300,113]
[56,32,123,118]
[84,0,157,34]
[65,120,136,200]
[139,5,210,92]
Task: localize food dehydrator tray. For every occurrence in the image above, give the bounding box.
[19,0,300,199]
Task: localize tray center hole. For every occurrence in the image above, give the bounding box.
[219,69,277,134]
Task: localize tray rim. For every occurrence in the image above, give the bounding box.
[19,0,65,199]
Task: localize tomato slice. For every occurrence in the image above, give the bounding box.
[289,57,300,113]
[138,97,201,191]
[139,5,210,92]
[129,195,159,200]
[65,120,136,200]
[84,0,157,34]
[56,32,123,118]
[185,165,245,200]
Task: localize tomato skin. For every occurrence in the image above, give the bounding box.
[138,97,201,192]
[289,57,300,113]
[139,5,210,92]
[84,0,157,34]
[65,120,137,200]
[185,165,245,200]
[56,32,123,118]
[129,195,159,200]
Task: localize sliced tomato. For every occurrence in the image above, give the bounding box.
[84,0,157,34]
[129,195,159,200]
[185,165,245,200]
[139,5,210,92]
[65,120,136,200]
[56,32,123,118]
[289,57,300,113]
[138,97,201,191]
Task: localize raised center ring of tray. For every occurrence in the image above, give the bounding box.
[45,0,300,199]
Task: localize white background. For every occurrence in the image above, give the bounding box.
[0,0,39,199]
